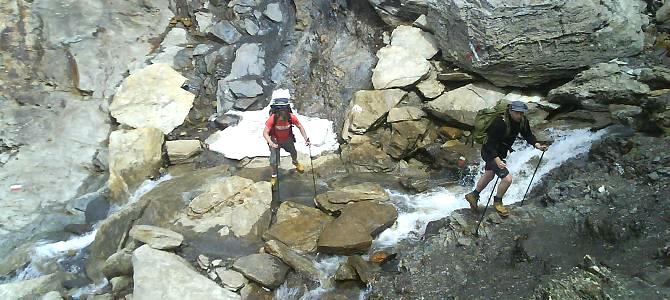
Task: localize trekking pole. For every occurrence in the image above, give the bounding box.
[475,177,499,237]
[275,148,281,203]
[520,150,545,206]
[308,144,317,201]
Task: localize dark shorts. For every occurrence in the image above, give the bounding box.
[484,159,510,179]
[269,141,297,166]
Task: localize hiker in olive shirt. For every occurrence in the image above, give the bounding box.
[464,101,548,217]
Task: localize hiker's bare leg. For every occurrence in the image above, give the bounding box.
[496,174,513,198]
[475,170,495,192]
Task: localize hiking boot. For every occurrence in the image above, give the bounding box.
[464,192,479,212]
[270,176,277,187]
[493,199,509,218]
[294,162,305,173]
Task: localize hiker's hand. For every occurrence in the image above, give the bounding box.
[534,143,548,151]
[305,138,311,146]
[269,142,278,148]
[495,158,506,169]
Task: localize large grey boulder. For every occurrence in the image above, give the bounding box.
[233,254,289,289]
[318,201,398,255]
[102,249,133,279]
[166,140,203,164]
[342,89,407,138]
[107,128,164,203]
[225,43,265,80]
[548,63,651,106]
[133,245,240,300]
[424,83,506,126]
[390,25,439,59]
[371,46,430,89]
[263,202,333,253]
[428,0,647,87]
[177,176,272,238]
[110,63,195,134]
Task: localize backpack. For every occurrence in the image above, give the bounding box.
[268,101,295,141]
[471,100,511,145]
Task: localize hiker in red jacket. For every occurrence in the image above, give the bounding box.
[263,89,310,187]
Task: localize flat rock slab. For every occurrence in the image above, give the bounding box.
[133,245,240,300]
[264,201,332,253]
[372,45,430,89]
[215,268,248,291]
[129,225,183,250]
[315,182,390,213]
[233,253,289,289]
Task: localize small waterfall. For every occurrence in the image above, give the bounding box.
[2,175,172,288]
[374,128,607,248]
[275,256,346,300]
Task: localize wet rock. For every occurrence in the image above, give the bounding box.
[108,128,164,203]
[370,251,394,263]
[0,273,63,299]
[110,64,195,134]
[315,182,390,214]
[133,245,240,299]
[177,176,272,238]
[341,89,407,138]
[211,21,242,44]
[657,2,670,23]
[264,240,321,281]
[233,253,290,289]
[64,224,93,235]
[215,268,248,291]
[429,0,646,87]
[548,63,650,106]
[166,140,203,164]
[423,217,450,239]
[390,25,439,59]
[102,249,133,279]
[129,225,183,250]
[424,83,506,126]
[372,46,430,89]
[240,282,273,300]
[348,256,377,284]
[334,263,359,281]
[197,254,210,270]
[263,202,332,253]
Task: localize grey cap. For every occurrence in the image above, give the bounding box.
[509,101,528,113]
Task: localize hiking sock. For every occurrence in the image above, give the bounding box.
[493,196,502,202]
[471,189,480,197]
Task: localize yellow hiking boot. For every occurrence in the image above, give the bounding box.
[493,198,509,218]
[270,176,277,187]
[464,192,479,212]
[294,162,305,173]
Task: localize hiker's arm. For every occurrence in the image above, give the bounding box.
[521,118,538,146]
[263,127,278,148]
[482,118,507,161]
[295,122,310,145]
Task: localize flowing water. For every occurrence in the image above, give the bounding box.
[277,128,607,299]
[1,175,173,291]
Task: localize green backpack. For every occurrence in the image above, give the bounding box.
[471,100,511,145]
